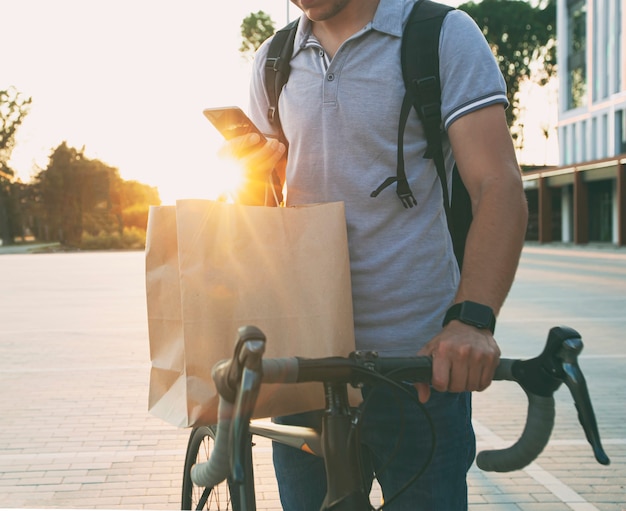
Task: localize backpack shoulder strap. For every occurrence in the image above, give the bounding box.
[264,19,299,146]
[402,0,453,206]
[401,0,453,162]
[371,0,453,208]
[403,0,472,269]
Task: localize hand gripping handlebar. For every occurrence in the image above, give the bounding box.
[191,325,610,488]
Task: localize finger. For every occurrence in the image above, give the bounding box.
[478,354,499,392]
[450,347,494,393]
[415,341,435,402]
[233,133,263,158]
[243,140,286,182]
[447,361,470,393]
[472,340,499,391]
[261,138,286,164]
[477,368,491,392]
[430,353,452,393]
[464,364,482,393]
[415,382,431,404]
[217,135,257,159]
[243,138,285,165]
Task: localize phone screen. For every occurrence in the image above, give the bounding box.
[203,107,267,143]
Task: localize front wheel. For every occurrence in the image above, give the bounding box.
[182,426,237,510]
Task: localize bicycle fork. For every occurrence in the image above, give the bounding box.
[321,382,371,511]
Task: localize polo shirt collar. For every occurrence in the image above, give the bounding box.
[371,0,404,37]
[292,0,405,55]
[293,14,313,53]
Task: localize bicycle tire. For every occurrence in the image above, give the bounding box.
[182,426,237,510]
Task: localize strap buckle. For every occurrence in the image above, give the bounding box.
[265,56,280,72]
[396,179,417,208]
[370,177,417,208]
[268,107,277,124]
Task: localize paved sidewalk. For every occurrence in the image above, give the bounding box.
[0,249,624,510]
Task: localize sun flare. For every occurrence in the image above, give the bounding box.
[201,154,248,202]
[153,138,251,206]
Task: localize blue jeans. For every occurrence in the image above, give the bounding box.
[272,387,475,510]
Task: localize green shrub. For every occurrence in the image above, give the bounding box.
[80,227,146,250]
[121,226,146,249]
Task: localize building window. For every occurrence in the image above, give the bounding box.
[602,0,610,98]
[591,117,598,160]
[581,120,587,161]
[614,0,622,93]
[592,0,600,102]
[567,0,587,109]
[602,113,608,158]
[617,110,626,155]
[570,123,580,163]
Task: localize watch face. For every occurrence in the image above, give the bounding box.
[460,301,493,328]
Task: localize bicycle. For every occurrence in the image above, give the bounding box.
[181,325,610,510]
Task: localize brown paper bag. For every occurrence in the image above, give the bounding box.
[146,199,356,428]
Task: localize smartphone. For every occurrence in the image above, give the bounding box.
[203,106,267,144]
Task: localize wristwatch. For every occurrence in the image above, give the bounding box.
[442,301,496,334]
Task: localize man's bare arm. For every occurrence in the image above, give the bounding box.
[416,104,528,402]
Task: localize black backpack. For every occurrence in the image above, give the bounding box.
[264,0,472,269]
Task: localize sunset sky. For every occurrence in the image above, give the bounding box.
[3,0,556,205]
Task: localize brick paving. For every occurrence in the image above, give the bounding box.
[0,248,625,509]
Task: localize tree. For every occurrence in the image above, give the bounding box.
[459,0,556,135]
[29,142,161,248]
[0,88,32,172]
[119,180,161,231]
[33,143,83,245]
[239,11,276,60]
[0,87,32,245]
[33,143,119,246]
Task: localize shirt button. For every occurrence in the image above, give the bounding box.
[318,49,324,57]
[327,73,335,81]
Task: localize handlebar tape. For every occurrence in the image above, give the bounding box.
[477,358,556,472]
[190,402,233,488]
[260,357,300,383]
[190,358,299,488]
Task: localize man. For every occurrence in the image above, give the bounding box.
[224,0,528,508]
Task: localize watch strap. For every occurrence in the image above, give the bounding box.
[442,301,496,333]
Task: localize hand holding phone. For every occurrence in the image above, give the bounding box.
[202,106,285,206]
[203,107,267,145]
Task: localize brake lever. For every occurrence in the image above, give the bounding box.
[213,325,267,403]
[557,335,610,466]
[229,326,266,493]
[513,326,610,466]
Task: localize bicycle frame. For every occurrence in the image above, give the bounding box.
[244,382,370,511]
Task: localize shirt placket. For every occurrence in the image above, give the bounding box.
[303,36,340,106]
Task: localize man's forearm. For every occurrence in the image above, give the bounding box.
[453,176,528,316]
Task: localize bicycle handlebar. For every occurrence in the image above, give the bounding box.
[191,325,610,489]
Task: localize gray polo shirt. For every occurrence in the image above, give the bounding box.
[248,0,507,355]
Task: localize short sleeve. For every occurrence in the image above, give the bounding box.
[438,9,508,131]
